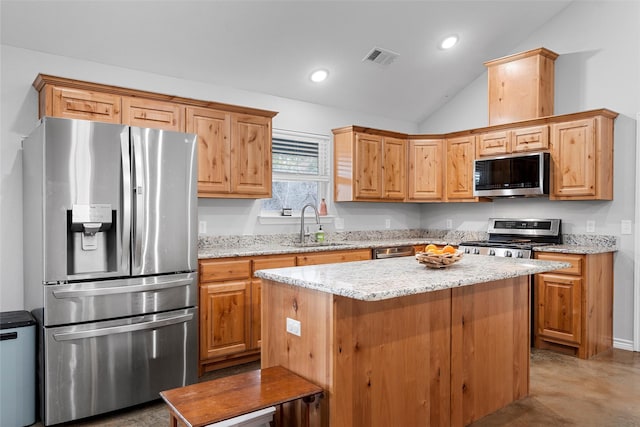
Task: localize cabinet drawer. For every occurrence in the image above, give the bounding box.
[296,249,371,266]
[535,252,583,275]
[512,125,549,152]
[199,259,251,282]
[252,255,296,278]
[477,131,511,157]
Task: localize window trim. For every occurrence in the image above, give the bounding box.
[259,128,332,221]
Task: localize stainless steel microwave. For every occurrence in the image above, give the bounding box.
[473,152,550,197]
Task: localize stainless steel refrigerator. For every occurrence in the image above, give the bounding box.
[22,117,198,426]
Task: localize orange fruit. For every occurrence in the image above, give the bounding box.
[425,244,437,253]
[442,245,456,254]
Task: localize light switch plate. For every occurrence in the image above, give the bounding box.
[621,220,632,235]
[446,219,453,229]
[286,317,301,336]
[199,221,207,234]
[385,219,391,229]
[334,217,345,230]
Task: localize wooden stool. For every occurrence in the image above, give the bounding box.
[160,366,323,427]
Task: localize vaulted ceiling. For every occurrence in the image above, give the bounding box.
[0,1,572,123]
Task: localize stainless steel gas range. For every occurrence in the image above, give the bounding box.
[458,218,562,259]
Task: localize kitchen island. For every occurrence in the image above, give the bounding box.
[255,255,569,427]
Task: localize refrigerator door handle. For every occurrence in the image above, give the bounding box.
[51,278,192,298]
[52,313,194,341]
[131,129,145,271]
[120,130,132,272]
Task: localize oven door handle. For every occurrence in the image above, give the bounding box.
[52,278,192,298]
[52,313,194,341]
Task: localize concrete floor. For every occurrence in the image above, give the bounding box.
[35,348,640,426]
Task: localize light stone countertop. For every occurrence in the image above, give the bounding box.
[254,254,570,301]
[197,231,617,259]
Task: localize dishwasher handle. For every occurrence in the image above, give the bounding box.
[373,246,415,259]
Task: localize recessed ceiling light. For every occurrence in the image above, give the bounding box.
[310,69,329,83]
[439,35,459,50]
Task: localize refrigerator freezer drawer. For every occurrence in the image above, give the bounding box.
[40,307,197,426]
[43,272,197,326]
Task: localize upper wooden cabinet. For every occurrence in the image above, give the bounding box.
[484,47,558,125]
[122,96,184,131]
[407,138,445,201]
[32,74,277,199]
[476,125,549,157]
[41,85,122,123]
[446,135,476,201]
[550,113,615,200]
[333,127,406,202]
[187,108,272,198]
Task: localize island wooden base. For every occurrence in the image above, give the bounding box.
[262,276,530,427]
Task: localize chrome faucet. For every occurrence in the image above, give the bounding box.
[299,203,320,243]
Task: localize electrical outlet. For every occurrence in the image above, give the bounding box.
[385,218,391,229]
[586,220,595,233]
[446,219,453,229]
[286,317,301,337]
[334,217,345,230]
[199,221,207,234]
[621,220,632,235]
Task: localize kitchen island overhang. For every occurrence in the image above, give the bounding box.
[256,255,569,427]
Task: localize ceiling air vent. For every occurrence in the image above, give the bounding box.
[363,47,399,66]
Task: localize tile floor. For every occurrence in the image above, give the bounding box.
[32,348,640,426]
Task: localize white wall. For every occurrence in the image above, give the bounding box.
[0,45,420,311]
[419,1,640,347]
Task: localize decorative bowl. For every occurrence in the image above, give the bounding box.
[415,250,464,269]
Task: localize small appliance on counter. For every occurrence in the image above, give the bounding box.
[23,117,198,426]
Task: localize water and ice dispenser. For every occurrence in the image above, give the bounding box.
[67,204,117,275]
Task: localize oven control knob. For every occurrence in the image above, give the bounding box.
[488,249,496,256]
[473,248,480,255]
[504,250,513,257]
[463,248,471,254]
[516,251,524,258]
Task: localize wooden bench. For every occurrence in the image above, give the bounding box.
[160,366,323,427]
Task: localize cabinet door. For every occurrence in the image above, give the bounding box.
[186,107,232,196]
[122,97,184,131]
[550,119,596,198]
[231,114,272,196]
[199,280,250,359]
[446,135,476,200]
[408,139,444,201]
[476,130,511,157]
[354,133,382,199]
[50,86,121,123]
[512,125,549,152]
[382,137,406,200]
[535,273,582,345]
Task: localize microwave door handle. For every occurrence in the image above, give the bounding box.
[131,128,145,273]
[120,130,131,273]
[52,313,194,341]
[51,278,192,298]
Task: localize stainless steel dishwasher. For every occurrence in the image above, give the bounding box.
[373,246,416,259]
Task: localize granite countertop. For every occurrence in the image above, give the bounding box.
[197,238,449,259]
[197,230,617,259]
[254,255,570,301]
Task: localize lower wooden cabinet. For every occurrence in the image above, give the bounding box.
[534,251,613,359]
[198,249,372,374]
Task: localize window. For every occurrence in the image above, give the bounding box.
[261,129,330,216]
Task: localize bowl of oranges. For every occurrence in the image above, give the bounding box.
[415,244,463,269]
